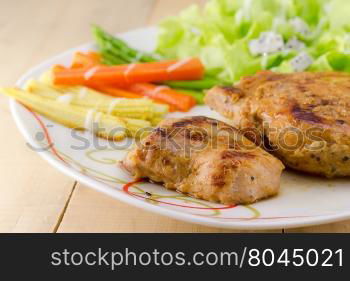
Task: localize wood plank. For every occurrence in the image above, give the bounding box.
[57,185,254,233]
[57,0,280,233]
[0,0,78,233]
[0,104,75,232]
[0,0,155,232]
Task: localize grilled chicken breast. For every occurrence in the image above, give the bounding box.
[206,71,350,178]
[122,116,284,205]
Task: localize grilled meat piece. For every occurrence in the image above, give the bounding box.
[205,71,350,178]
[122,116,284,205]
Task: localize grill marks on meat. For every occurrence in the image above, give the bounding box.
[219,86,244,96]
[122,116,284,205]
[221,150,255,160]
[205,71,350,178]
[291,103,324,124]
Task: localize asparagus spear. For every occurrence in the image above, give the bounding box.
[164,77,222,90]
[177,89,205,105]
[92,25,159,64]
[92,25,220,90]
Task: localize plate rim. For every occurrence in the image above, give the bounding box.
[9,26,350,231]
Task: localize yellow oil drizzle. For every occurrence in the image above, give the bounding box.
[86,149,118,165]
[243,205,261,219]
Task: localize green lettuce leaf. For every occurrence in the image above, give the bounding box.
[157,0,350,83]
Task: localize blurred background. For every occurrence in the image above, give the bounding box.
[0,0,204,85]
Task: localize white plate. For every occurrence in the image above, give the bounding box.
[10,27,350,230]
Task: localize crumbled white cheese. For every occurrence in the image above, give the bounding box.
[290,52,313,72]
[190,26,201,36]
[285,37,306,51]
[290,17,311,37]
[249,32,284,56]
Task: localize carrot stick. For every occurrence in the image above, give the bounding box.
[92,85,144,99]
[71,52,101,69]
[55,52,187,111]
[127,83,196,112]
[52,58,205,87]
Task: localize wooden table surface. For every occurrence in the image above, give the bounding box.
[0,0,349,233]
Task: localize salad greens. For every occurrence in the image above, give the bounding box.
[157,0,350,84]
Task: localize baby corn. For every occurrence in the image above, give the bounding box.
[27,78,168,122]
[1,87,128,141]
